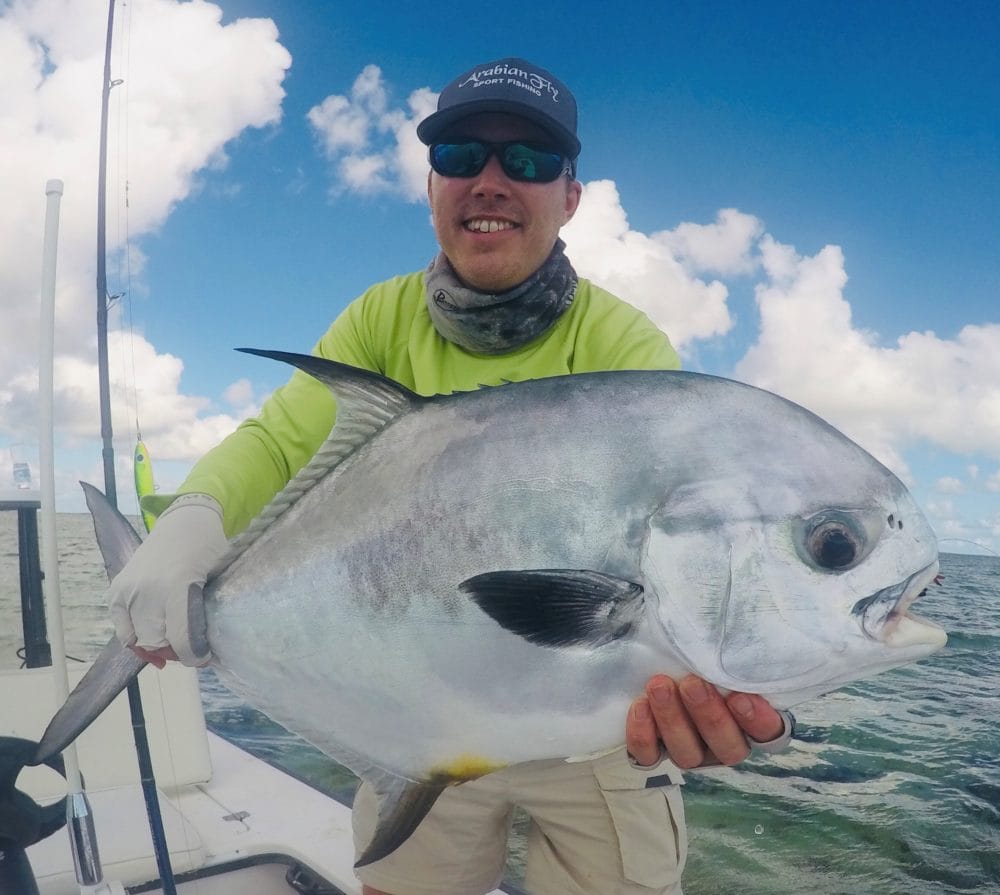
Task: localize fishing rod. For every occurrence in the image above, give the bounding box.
[94,1,177,891]
[937,538,1000,557]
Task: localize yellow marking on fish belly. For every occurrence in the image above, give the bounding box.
[429,755,508,784]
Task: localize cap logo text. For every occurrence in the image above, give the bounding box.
[459,64,559,102]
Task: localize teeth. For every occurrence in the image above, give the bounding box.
[466,219,515,233]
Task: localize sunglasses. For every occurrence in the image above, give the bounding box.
[429,141,574,183]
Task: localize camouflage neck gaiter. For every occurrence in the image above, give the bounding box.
[425,239,578,355]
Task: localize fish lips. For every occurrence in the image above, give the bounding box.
[851,561,946,651]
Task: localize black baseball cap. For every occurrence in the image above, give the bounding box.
[417,57,580,160]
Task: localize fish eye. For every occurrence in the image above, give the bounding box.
[806,519,863,571]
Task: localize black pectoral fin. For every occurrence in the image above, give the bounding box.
[460,569,645,648]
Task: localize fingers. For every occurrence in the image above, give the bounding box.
[108,572,169,652]
[114,587,209,669]
[649,676,718,768]
[666,675,751,767]
[129,644,178,670]
[674,675,751,766]
[631,675,790,769]
[628,674,763,769]
[725,692,786,744]
[625,696,662,766]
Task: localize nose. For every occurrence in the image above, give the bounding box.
[470,154,511,198]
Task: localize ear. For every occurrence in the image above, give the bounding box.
[562,178,583,224]
[426,170,434,205]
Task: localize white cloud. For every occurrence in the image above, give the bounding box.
[0,0,290,505]
[563,183,751,349]
[308,93,371,154]
[56,330,243,460]
[340,153,391,193]
[307,66,435,202]
[925,498,956,520]
[935,477,965,495]
[658,207,764,277]
[223,378,255,409]
[735,237,1000,478]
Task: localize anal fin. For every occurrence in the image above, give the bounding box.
[355,773,448,868]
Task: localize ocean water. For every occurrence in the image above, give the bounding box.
[1,512,998,894]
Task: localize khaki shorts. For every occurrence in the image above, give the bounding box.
[352,747,687,895]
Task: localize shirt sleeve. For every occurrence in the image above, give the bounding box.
[143,294,381,536]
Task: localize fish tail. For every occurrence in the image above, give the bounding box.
[31,484,147,765]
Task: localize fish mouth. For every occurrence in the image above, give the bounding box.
[851,561,946,648]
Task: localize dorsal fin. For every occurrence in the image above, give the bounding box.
[223,350,423,564]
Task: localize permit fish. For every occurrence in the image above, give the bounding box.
[33,350,947,867]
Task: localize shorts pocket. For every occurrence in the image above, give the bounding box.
[593,752,688,890]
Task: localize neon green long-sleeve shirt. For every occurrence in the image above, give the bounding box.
[145,272,680,536]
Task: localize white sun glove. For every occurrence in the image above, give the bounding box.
[108,492,229,667]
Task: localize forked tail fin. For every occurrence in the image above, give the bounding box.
[31,484,148,765]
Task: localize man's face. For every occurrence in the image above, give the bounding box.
[427,113,582,293]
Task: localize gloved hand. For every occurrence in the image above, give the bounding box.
[108,492,229,667]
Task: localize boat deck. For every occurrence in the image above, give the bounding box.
[29,732,359,894]
[6,662,517,895]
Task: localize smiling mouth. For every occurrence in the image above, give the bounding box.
[851,562,946,647]
[465,218,517,233]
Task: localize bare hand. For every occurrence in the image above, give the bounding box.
[626,673,785,768]
[130,644,180,669]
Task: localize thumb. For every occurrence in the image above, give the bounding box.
[165,583,212,667]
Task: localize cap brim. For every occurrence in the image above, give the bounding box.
[417,100,581,159]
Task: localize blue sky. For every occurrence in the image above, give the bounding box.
[1,0,998,554]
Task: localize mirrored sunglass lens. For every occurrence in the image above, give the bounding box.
[433,143,488,176]
[502,144,564,181]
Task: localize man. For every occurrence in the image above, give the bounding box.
[111,58,791,895]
